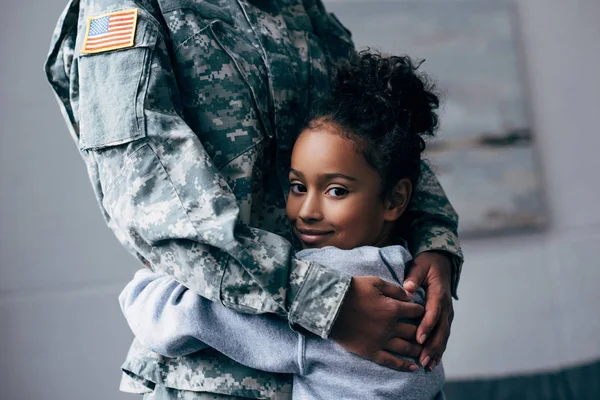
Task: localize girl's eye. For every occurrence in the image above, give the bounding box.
[327,187,348,197]
[290,183,307,194]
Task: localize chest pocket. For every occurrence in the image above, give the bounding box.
[165,6,272,169]
[76,7,159,150]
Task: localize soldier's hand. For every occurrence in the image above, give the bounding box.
[330,276,424,372]
[404,251,454,371]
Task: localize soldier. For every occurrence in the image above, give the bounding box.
[45,1,462,399]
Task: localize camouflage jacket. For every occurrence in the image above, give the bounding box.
[45,0,463,398]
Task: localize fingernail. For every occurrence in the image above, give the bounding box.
[405,281,416,291]
[419,334,427,344]
[421,356,430,368]
[428,361,437,371]
[410,364,419,372]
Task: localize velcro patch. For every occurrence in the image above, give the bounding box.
[82,9,138,54]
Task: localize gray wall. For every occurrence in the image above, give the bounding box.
[1,1,138,399]
[0,0,599,399]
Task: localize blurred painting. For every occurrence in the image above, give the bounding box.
[326,0,546,236]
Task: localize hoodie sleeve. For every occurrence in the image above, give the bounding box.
[119,269,305,374]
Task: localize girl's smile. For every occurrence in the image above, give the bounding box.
[292,227,335,246]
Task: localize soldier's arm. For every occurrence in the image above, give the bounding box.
[119,268,304,374]
[303,0,356,64]
[45,3,348,338]
[403,163,462,298]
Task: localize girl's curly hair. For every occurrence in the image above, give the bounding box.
[305,50,439,196]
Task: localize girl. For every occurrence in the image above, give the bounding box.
[120,51,445,399]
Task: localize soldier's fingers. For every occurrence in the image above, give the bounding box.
[395,301,425,320]
[416,286,444,344]
[420,312,452,370]
[385,337,422,358]
[376,278,413,301]
[394,322,418,341]
[373,350,419,372]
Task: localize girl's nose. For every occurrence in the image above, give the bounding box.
[299,193,323,222]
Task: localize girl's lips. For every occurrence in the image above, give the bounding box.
[295,228,334,245]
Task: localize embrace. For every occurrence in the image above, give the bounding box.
[45,1,462,399]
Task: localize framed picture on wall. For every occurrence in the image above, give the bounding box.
[325,0,547,236]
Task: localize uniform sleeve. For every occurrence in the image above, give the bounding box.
[404,163,463,299]
[44,2,349,338]
[119,269,304,374]
[303,0,356,65]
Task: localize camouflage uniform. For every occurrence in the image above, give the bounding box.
[45,0,463,398]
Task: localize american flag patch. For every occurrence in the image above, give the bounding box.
[82,9,138,54]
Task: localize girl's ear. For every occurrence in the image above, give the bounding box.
[383,179,412,222]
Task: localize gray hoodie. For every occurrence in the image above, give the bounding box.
[120,245,445,399]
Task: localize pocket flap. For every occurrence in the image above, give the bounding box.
[77,9,158,150]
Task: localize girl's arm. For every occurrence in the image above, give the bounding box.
[119,269,304,375]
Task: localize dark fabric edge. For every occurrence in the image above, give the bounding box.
[444,358,600,400]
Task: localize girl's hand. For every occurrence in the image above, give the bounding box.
[403,251,454,371]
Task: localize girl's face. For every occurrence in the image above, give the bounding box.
[286,125,401,250]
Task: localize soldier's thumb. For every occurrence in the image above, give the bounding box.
[404,262,429,293]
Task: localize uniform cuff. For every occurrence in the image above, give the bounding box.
[288,259,351,339]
